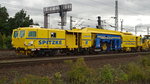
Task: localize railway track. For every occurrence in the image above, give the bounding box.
[0,52,150,68]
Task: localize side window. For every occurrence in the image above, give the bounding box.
[20,30,25,38]
[13,31,18,38]
[28,31,36,37]
[51,32,56,38]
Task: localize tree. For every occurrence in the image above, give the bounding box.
[13,9,33,27]
[0,7,36,49]
[7,9,34,35]
[0,6,9,35]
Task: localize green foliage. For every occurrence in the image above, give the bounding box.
[0,6,35,49]
[0,6,34,36]
[64,60,73,66]
[2,33,7,49]
[0,6,9,35]
[4,35,12,49]
[0,33,6,49]
[2,57,150,84]
[0,33,12,49]
[66,58,95,84]
[10,9,33,29]
[7,9,34,35]
[126,62,147,81]
[0,77,8,84]
[97,64,115,84]
[52,72,64,84]
[115,68,128,82]
[13,74,52,84]
[140,56,150,67]
[0,33,3,48]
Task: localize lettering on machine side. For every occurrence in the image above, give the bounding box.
[39,40,62,45]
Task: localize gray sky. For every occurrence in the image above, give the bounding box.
[1,0,150,35]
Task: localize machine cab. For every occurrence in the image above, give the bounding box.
[143,35,150,43]
[12,28,26,48]
[143,35,150,39]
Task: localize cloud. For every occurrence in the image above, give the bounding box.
[1,0,150,35]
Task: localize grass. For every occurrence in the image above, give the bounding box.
[13,75,52,84]
[1,55,150,84]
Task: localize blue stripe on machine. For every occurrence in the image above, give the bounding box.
[26,38,65,40]
[82,39,92,41]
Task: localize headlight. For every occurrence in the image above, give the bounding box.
[28,41,34,46]
[24,42,27,46]
[29,41,33,44]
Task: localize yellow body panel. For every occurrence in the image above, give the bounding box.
[66,33,78,48]
[81,32,92,48]
[121,35,136,48]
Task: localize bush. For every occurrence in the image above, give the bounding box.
[114,65,128,83]
[0,33,12,49]
[140,56,150,67]
[13,74,52,84]
[52,72,64,84]
[97,64,115,84]
[4,35,12,49]
[0,33,5,49]
[66,58,95,84]
[126,63,146,82]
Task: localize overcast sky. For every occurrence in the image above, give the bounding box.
[1,0,150,35]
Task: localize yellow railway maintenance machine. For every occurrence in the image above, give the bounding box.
[12,27,144,56]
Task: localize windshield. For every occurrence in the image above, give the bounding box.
[144,36,150,39]
[20,30,25,38]
[13,31,18,38]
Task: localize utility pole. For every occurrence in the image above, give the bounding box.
[121,19,123,32]
[115,0,118,31]
[147,27,149,35]
[97,16,102,29]
[70,16,73,30]
[135,26,137,35]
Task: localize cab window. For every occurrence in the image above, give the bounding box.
[13,31,18,38]
[28,31,36,37]
[51,32,56,38]
[20,30,25,38]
